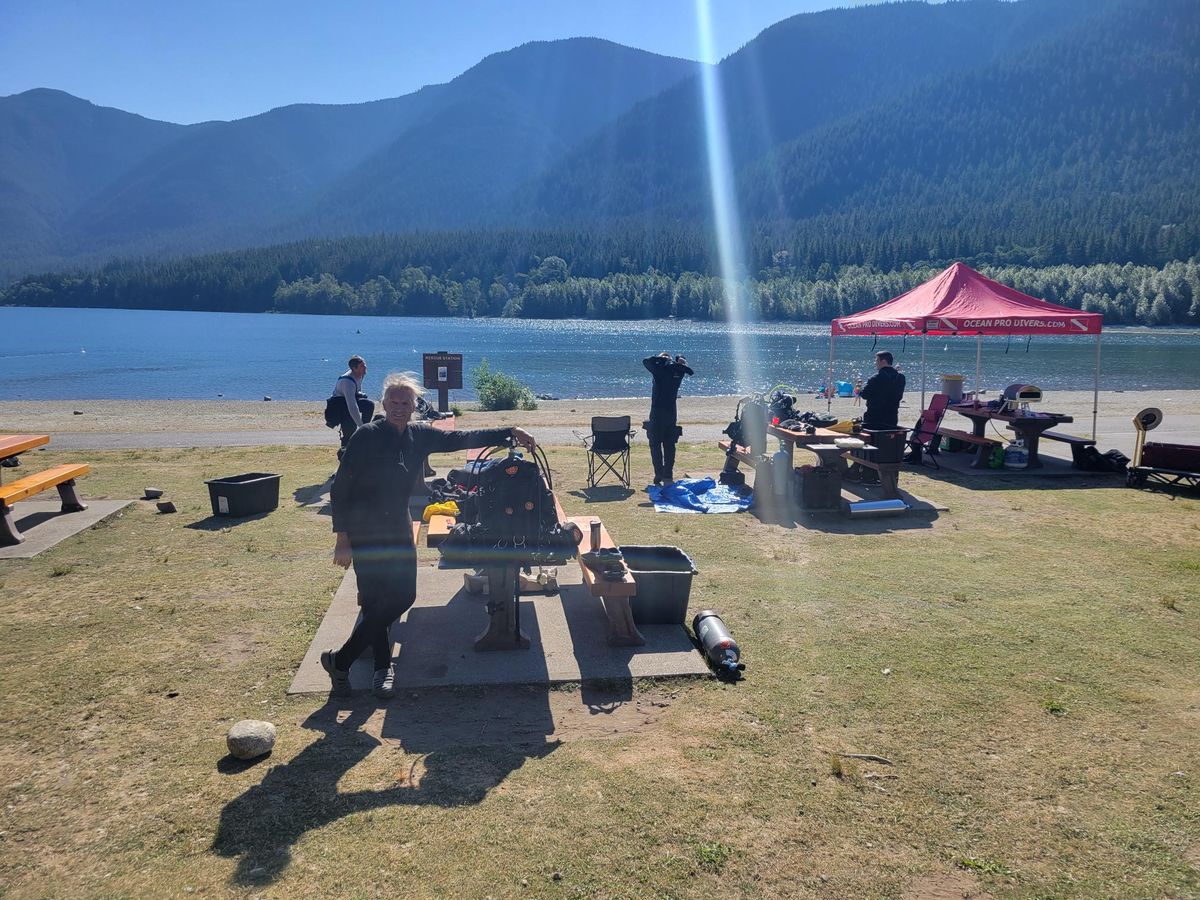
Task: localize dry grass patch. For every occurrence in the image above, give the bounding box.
[0,443,1197,897]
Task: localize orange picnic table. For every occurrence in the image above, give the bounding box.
[0,434,50,481]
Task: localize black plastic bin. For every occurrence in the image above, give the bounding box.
[618,545,698,625]
[797,466,841,509]
[205,472,281,517]
[861,428,909,463]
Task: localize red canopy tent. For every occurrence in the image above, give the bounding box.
[829,263,1104,437]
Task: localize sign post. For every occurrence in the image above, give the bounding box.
[422,351,463,412]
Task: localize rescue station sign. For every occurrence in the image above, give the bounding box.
[422,351,463,389]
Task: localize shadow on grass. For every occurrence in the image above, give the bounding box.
[212,693,558,887]
[568,486,637,503]
[292,478,333,516]
[907,463,1127,494]
[216,753,272,775]
[185,511,273,531]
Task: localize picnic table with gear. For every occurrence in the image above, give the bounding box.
[945,402,1076,469]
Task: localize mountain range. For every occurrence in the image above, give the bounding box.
[1,0,1197,286]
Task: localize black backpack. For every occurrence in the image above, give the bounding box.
[440,450,578,565]
[324,377,371,428]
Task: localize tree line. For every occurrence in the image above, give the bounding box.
[5,249,1197,325]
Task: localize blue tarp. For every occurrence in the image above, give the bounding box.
[646,477,752,514]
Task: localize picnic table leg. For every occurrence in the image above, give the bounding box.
[879,468,900,499]
[56,479,88,513]
[1,503,24,545]
[599,594,646,647]
[1023,434,1043,469]
[474,565,531,651]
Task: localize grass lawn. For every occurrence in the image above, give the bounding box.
[0,441,1197,898]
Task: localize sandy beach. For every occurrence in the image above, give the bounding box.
[2,390,1196,453]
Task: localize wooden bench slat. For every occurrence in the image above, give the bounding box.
[936,428,999,447]
[717,439,756,467]
[567,515,636,598]
[0,464,91,506]
[426,514,453,547]
[1041,431,1096,446]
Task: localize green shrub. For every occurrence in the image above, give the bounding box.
[472,358,538,411]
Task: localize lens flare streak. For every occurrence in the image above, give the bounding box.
[694,0,759,393]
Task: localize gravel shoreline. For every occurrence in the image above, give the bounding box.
[2,390,1197,436]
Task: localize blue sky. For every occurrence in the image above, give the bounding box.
[0,0,878,123]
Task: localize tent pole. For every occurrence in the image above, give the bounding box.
[827,331,834,413]
[975,335,982,399]
[1092,331,1101,441]
[920,333,927,410]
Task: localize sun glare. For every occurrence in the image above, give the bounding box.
[694,0,760,393]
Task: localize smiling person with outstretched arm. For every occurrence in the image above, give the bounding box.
[323,371,535,699]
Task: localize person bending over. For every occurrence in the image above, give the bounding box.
[323,371,536,698]
[859,351,906,430]
[643,351,694,485]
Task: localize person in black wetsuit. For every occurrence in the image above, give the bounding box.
[859,351,906,429]
[643,352,694,485]
[323,371,536,699]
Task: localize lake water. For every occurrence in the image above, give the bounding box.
[1,306,1198,401]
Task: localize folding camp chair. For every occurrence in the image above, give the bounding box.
[577,416,637,489]
[906,393,951,469]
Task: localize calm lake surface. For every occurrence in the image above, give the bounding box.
[2,307,1198,401]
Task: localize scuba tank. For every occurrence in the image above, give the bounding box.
[753,454,774,506]
[772,442,791,501]
[692,610,745,680]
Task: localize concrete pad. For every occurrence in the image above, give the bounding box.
[0,499,133,559]
[289,560,708,694]
[925,448,1121,480]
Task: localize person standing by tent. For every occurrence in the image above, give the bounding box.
[859,351,906,429]
[333,355,370,459]
[643,352,694,485]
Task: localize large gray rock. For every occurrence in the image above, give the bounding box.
[226,719,276,759]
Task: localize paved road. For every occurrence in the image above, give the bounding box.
[42,417,1199,460]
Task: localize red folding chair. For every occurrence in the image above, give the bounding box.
[906,393,951,469]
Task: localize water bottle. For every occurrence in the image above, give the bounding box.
[692,610,745,679]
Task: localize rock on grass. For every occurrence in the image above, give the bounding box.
[226,720,276,759]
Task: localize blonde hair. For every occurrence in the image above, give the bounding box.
[380,371,424,402]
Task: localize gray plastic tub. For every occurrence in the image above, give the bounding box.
[618,545,698,625]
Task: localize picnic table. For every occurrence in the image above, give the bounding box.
[1,434,91,545]
[947,403,1074,469]
[766,423,847,468]
[0,434,49,476]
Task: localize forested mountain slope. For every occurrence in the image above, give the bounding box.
[516,0,1097,223]
[0,39,697,279]
[0,89,189,267]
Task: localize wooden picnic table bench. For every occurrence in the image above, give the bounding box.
[1,434,92,545]
[567,514,644,647]
[936,427,1000,468]
[1,462,91,545]
[840,452,901,499]
[717,439,755,467]
[1040,430,1097,467]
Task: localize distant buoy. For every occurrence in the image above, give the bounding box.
[80,348,86,353]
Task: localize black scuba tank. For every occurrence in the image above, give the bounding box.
[692,610,745,679]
